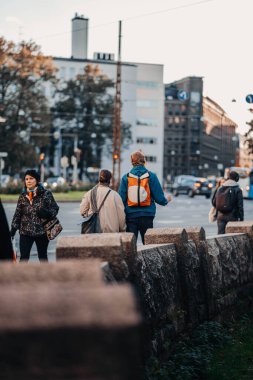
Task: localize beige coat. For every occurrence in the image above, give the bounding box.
[80,185,126,233]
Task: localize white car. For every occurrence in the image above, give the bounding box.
[44,176,66,189]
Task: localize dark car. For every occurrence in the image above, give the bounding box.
[172,177,212,198]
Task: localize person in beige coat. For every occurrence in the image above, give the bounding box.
[80,169,126,233]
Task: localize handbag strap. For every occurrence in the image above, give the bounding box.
[90,186,111,214]
[97,189,111,213]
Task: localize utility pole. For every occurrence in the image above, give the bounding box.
[112,20,122,189]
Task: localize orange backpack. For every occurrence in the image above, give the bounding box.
[127,172,151,207]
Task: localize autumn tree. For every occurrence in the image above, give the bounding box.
[0,37,57,173]
[245,118,253,153]
[53,64,131,178]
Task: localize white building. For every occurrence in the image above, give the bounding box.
[52,14,164,182]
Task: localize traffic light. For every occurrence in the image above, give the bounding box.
[113,153,119,160]
[39,153,45,162]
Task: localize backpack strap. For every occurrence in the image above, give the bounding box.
[140,172,149,180]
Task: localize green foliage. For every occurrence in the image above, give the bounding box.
[0,180,23,194]
[144,321,230,380]
[0,37,57,173]
[53,63,132,175]
[206,315,253,380]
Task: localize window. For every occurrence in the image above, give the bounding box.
[146,156,157,163]
[60,67,66,79]
[137,100,158,108]
[69,67,76,78]
[136,137,157,144]
[136,118,158,127]
[137,81,159,89]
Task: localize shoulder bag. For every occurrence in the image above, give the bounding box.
[43,217,63,240]
[81,187,111,234]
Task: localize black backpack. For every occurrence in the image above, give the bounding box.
[215,186,235,213]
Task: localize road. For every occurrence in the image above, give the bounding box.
[4,195,253,262]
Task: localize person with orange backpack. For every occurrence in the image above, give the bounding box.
[119,151,172,243]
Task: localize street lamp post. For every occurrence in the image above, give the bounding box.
[171,150,175,180]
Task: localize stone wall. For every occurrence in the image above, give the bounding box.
[1,222,253,377]
[0,260,142,379]
[55,225,253,357]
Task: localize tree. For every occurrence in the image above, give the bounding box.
[53,64,131,178]
[0,37,57,173]
[245,119,253,153]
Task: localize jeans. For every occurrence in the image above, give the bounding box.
[20,234,49,262]
[126,216,154,244]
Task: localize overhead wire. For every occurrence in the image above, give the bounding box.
[33,0,216,41]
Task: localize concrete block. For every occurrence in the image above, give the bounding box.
[56,234,126,280]
[226,221,253,236]
[0,284,142,380]
[184,226,206,243]
[144,227,188,248]
[0,260,103,287]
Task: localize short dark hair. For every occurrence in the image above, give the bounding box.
[229,171,239,182]
[99,169,112,185]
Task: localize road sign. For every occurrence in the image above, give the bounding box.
[246,94,253,103]
[0,152,8,157]
[178,89,189,101]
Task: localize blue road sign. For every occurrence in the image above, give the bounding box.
[178,89,189,101]
[246,94,253,103]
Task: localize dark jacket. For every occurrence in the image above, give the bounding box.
[119,165,168,218]
[0,199,14,260]
[11,185,59,237]
[212,179,244,221]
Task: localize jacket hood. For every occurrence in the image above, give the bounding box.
[222,179,239,187]
[130,165,148,176]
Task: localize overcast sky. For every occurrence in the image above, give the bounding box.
[0,0,252,134]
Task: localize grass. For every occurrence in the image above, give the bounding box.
[206,316,253,380]
[144,315,253,380]
[0,191,86,202]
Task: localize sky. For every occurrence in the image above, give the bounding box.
[0,0,252,134]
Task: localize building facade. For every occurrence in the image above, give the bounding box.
[164,76,237,181]
[50,14,164,182]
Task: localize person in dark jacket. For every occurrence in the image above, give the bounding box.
[212,171,244,234]
[10,169,59,262]
[119,151,172,243]
[0,199,14,260]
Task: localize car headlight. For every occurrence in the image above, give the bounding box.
[52,182,57,188]
[43,182,48,187]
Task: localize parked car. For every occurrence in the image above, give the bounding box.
[172,176,212,198]
[43,176,66,190]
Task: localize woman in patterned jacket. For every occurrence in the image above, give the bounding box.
[10,169,59,262]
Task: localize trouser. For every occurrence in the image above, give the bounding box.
[126,216,154,244]
[20,234,49,262]
[217,220,228,235]
[217,214,237,235]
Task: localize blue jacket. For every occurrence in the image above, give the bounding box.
[119,165,168,218]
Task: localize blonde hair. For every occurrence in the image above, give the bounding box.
[131,151,146,166]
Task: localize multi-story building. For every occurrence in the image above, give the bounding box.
[164,76,237,181]
[50,14,164,182]
[238,133,253,167]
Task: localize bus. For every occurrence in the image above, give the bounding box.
[224,167,253,199]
